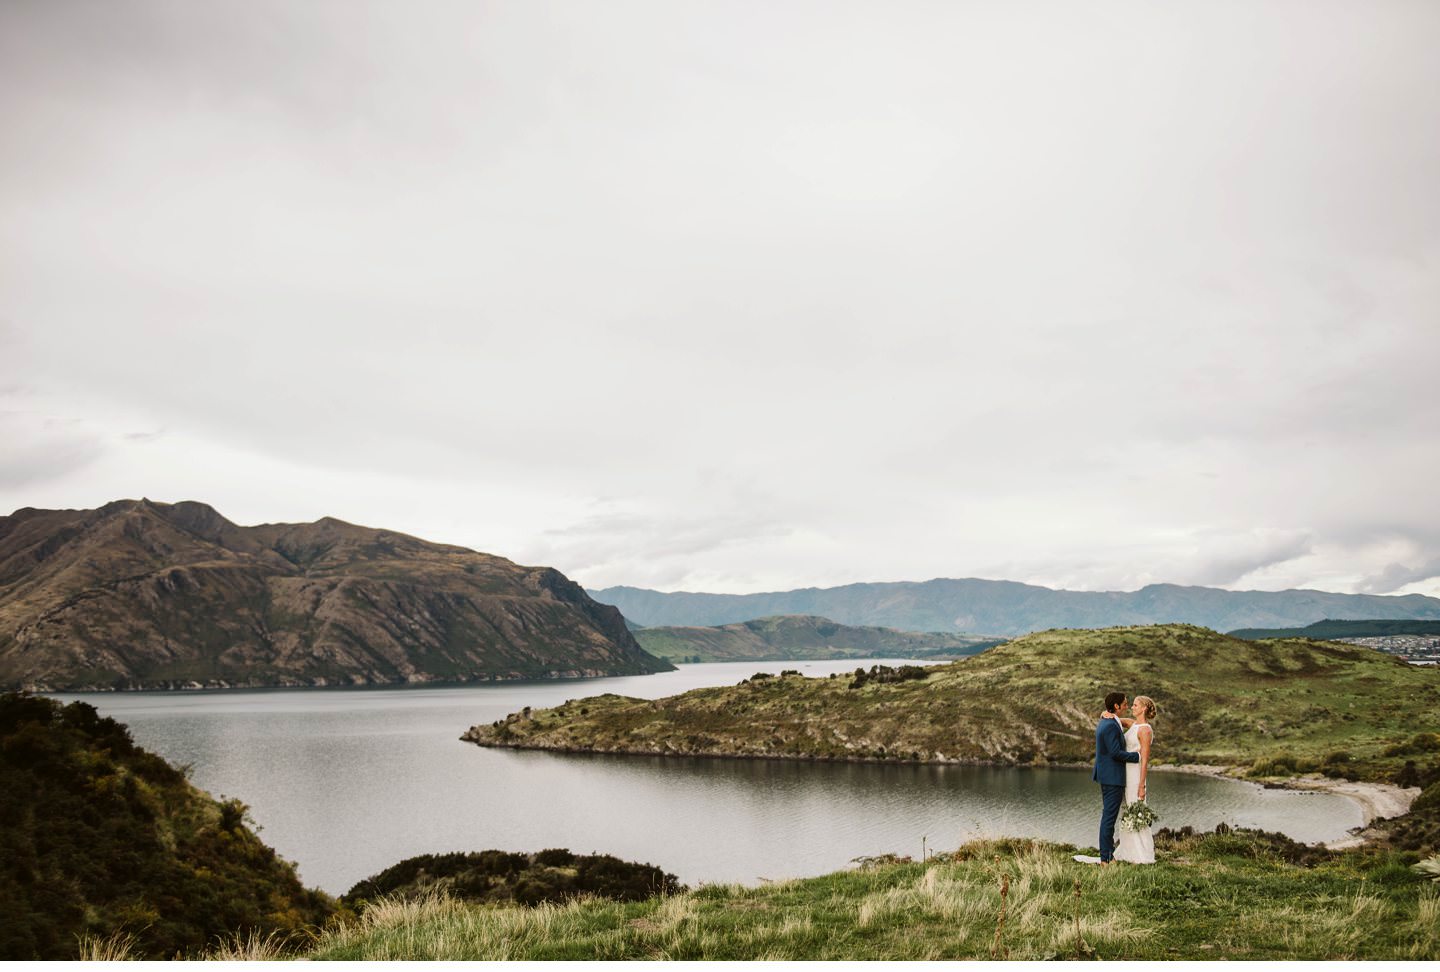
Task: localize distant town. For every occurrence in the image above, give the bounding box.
[1339,635,1440,665]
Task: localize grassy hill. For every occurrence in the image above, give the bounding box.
[464,625,1440,782]
[0,692,334,959]
[254,830,1440,960]
[1230,619,1440,640]
[632,615,1003,663]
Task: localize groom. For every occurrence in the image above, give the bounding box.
[1092,692,1140,865]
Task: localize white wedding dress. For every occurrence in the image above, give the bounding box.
[1113,722,1155,864]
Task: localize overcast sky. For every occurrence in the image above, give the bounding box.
[2,0,1438,598]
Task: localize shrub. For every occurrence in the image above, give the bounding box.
[534,848,576,867]
[1413,782,1440,814]
[849,664,932,689]
[343,850,683,909]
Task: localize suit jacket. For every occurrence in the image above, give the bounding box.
[1092,716,1140,785]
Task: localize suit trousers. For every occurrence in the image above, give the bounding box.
[1099,784,1126,862]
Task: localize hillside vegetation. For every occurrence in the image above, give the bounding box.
[0,499,670,691]
[343,849,681,909]
[633,614,1002,663]
[0,693,333,959]
[464,625,1440,783]
[265,831,1440,960]
[590,580,1440,636]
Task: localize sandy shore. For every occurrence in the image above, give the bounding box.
[1154,762,1421,847]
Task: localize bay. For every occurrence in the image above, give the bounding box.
[55,659,1365,894]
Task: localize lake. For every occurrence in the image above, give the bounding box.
[56,659,1366,894]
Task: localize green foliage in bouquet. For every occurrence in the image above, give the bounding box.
[1119,800,1160,832]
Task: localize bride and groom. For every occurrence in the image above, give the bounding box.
[1077,691,1157,865]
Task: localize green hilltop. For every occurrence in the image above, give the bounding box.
[464,624,1440,782]
[632,614,1002,663]
[1229,618,1440,640]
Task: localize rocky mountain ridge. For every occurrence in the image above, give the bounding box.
[0,499,670,690]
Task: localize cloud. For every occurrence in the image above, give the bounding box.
[0,410,106,489]
[0,2,1437,596]
[1174,531,1316,589]
[1359,556,1440,595]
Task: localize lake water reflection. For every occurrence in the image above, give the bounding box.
[56,659,1365,894]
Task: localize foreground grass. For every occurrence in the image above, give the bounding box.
[297,834,1439,961]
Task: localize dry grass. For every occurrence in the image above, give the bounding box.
[202,928,291,961]
[75,931,137,961]
[300,836,1438,961]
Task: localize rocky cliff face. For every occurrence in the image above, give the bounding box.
[0,500,672,690]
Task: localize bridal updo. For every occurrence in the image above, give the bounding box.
[1133,695,1157,720]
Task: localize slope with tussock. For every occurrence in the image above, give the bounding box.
[0,693,333,960]
[298,832,1440,961]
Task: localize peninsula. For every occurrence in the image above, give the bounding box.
[463,624,1439,784]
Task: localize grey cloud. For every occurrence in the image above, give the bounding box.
[0,412,105,489]
[1175,533,1316,589]
[1,1,1437,597]
[1359,557,1440,595]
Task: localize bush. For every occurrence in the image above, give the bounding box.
[533,848,576,867]
[343,849,683,909]
[1413,782,1440,814]
[849,665,932,689]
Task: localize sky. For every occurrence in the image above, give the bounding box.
[2,0,1438,598]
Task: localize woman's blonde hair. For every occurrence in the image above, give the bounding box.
[1133,695,1157,720]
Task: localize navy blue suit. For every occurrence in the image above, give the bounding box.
[1093,717,1140,862]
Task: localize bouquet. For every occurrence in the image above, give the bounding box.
[1119,799,1159,832]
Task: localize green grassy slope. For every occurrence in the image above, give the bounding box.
[633,614,1002,663]
[0,693,333,959]
[300,833,1439,960]
[464,625,1440,782]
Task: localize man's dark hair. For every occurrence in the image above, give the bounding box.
[1103,692,1126,714]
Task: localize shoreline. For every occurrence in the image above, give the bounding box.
[1154,762,1420,845]
[470,738,1419,847]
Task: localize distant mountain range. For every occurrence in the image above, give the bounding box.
[589,578,1440,638]
[631,615,1004,663]
[0,499,671,691]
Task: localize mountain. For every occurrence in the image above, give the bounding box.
[1229,619,1440,640]
[589,578,1440,637]
[632,615,1004,663]
[0,692,334,959]
[464,624,1440,780]
[0,499,671,691]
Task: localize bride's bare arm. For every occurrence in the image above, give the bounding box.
[1119,717,1135,728]
[1137,725,1152,797]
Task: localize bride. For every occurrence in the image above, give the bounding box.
[1114,695,1157,864]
